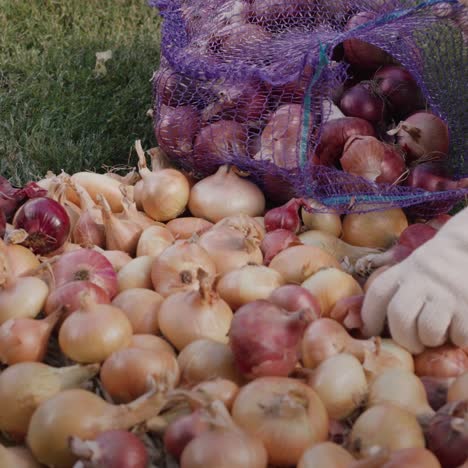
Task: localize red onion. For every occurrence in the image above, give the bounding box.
[155,68,207,109]
[343,12,395,70]
[255,104,310,169]
[389,111,450,161]
[340,82,386,123]
[44,280,110,322]
[270,65,315,105]
[264,198,304,233]
[260,229,301,265]
[164,409,210,460]
[12,197,70,255]
[52,249,118,299]
[229,300,313,379]
[0,178,47,221]
[406,162,459,191]
[373,65,425,118]
[268,285,321,318]
[201,81,269,123]
[70,430,148,468]
[340,135,407,184]
[155,104,200,158]
[421,376,452,411]
[194,120,248,162]
[415,345,468,379]
[425,400,468,468]
[314,117,376,166]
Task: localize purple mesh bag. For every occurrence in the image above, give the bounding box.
[150,0,467,215]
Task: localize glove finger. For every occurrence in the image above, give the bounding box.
[387,285,425,354]
[417,293,453,348]
[361,266,401,337]
[449,307,468,349]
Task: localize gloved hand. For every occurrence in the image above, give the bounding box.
[361,206,468,354]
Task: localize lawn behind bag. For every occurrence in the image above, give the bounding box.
[0,0,161,185]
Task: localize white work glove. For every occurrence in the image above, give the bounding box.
[362,206,468,354]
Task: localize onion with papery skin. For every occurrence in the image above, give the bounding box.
[217,265,284,310]
[199,225,263,275]
[189,165,265,223]
[136,224,174,257]
[136,140,190,222]
[426,400,468,468]
[93,246,132,272]
[298,229,381,266]
[45,281,110,323]
[232,376,328,466]
[255,104,310,169]
[342,208,408,249]
[129,334,175,355]
[330,295,364,330]
[164,408,211,460]
[307,353,368,420]
[192,379,240,410]
[229,300,313,379]
[406,161,461,192]
[367,368,435,419]
[264,198,304,233]
[315,117,376,166]
[151,239,216,297]
[349,447,441,468]
[70,430,149,468]
[166,217,213,240]
[116,185,156,230]
[155,104,200,158]
[177,339,243,385]
[100,347,180,403]
[388,111,449,161]
[301,267,363,317]
[98,194,142,256]
[0,362,99,438]
[448,372,468,402]
[269,244,341,284]
[0,445,43,468]
[71,172,124,212]
[415,345,468,378]
[26,385,167,467]
[362,338,415,382]
[302,318,379,369]
[0,240,40,277]
[158,272,233,351]
[298,442,355,468]
[260,229,301,265]
[59,295,132,363]
[373,65,425,118]
[117,256,154,291]
[194,121,248,165]
[52,248,118,298]
[12,197,71,255]
[349,404,425,458]
[112,288,162,335]
[301,200,342,237]
[0,310,60,365]
[269,284,321,318]
[70,181,105,248]
[343,12,395,69]
[422,376,452,411]
[341,136,406,184]
[340,82,386,123]
[0,258,48,325]
[181,400,268,468]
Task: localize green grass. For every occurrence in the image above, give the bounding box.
[0,0,161,185]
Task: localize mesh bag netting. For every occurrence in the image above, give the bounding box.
[150,0,467,215]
